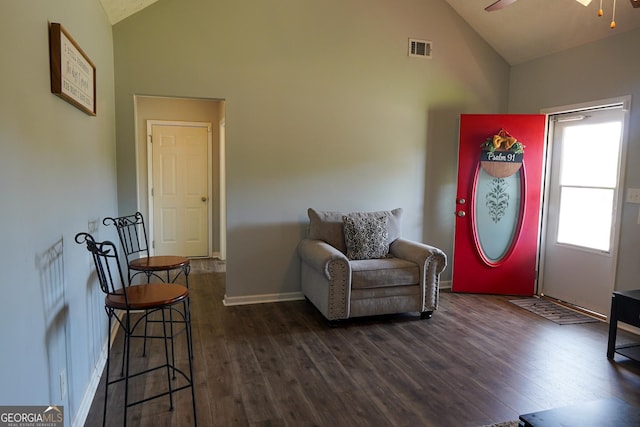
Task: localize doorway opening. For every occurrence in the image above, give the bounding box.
[133,95,226,260]
[539,96,630,316]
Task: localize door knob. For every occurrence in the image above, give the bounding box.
[457,210,466,217]
[201,196,208,202]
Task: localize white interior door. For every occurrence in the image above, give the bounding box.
[541,105,627,315]
[149,122,211,257]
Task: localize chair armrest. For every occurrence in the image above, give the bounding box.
[389,238,447,273]
[298,238,351,320]
[390,238,447,312]
[298,238,350,279]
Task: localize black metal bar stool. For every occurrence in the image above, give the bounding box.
[102,212,191,287]
[103,212,193,357]
[75,233,197,426]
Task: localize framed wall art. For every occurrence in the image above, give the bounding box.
[49,22,96,115]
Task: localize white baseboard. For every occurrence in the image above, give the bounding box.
[71,314,121,427]
[619,322,640,335]
[222,283,452,306]
[72,343,107,427]
[223,291,305,306]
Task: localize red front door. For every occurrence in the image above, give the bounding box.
[452,114,547,295]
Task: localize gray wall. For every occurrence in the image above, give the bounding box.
[0,0,116,425]
[509,28,640,292]
[112,0,510,299]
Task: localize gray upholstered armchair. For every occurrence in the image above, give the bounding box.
[297,208,447,323]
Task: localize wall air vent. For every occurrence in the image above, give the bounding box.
[408,38,432,58]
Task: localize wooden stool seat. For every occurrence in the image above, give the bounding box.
[103,213,191,286]
[106,283,188,310]
[129,255,190,272]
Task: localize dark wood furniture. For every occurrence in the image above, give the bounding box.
[607,289,640,361]
[519,398,640,427]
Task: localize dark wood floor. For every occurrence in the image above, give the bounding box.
[85,259,640,426]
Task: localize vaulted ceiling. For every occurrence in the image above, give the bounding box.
[99,0,640,65]
[99,0,159,26]
[445,0,640,64]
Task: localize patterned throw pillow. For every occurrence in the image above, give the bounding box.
[342,215,389,260]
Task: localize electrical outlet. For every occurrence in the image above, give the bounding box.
[59,369,67,400]
[627,188,640,204]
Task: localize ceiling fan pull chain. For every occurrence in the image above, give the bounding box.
[598,0,604,16]
[611,0,617,28]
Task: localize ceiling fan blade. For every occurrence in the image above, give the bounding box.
[631,0,640,8]
[574,0,592,6]
[485,0,519,12]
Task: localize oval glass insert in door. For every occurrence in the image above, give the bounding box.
[472,165,523,265]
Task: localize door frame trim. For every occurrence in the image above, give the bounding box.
[538,95,631,311]
[146,120,213,257]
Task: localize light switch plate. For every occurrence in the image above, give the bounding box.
[626,188,640,204]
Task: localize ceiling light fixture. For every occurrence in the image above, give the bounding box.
[599,0,618,28]
[486,0,639,29]
[573,0,617,28]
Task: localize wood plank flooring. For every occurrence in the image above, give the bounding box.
[84,259,640,426]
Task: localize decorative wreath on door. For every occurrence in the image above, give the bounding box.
[480,128,525,178]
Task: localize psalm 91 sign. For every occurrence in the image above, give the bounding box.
[480,150,523,163]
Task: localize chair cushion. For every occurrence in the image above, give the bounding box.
[350,257,419,289]
[308,208,403,254]
[343,215,389,260]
